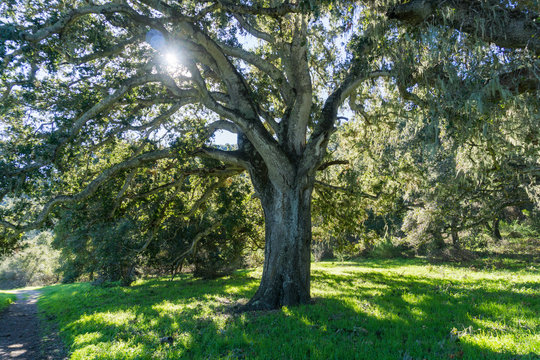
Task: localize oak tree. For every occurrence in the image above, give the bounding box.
[1,0,538,309]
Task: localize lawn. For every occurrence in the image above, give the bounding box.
[38,258,539,360]
[0,292,16,312]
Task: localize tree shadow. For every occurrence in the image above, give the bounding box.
[40,265,539,359]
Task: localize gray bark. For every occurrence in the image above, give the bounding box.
[245,163,315,310]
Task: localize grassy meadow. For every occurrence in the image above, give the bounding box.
[0,292,16,312]
[37,259,539,360]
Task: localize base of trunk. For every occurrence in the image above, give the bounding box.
[245,276,311,311]
[246,174,314,310]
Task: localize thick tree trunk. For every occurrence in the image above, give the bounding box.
[246,173,314,310]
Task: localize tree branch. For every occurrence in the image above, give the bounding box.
[232,13,275,43]
[218,42,293,103]
[286,15,313,155]
[314,181,379,200]
[0,149,175,232]
[199,147,249,169]
[4,4,155,43]
[67,34,145,65]
[317,160,349,171]
[206,120,240,135]
[387,0,540,54]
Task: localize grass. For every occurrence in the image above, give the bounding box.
[0,291,17,312]
[38,258,539,359]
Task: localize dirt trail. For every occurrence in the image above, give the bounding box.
[0,290,66,360]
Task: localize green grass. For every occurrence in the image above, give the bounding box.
[38,259,539,359]
[0,292,16,312]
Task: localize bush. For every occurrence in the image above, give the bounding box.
[0,231,60,289]
[370,237,415,259]
[0,293,16,312]
[312,238,335,262]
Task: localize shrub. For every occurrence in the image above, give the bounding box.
[0,231,60,289]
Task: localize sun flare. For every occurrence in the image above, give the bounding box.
[164,51,178,66]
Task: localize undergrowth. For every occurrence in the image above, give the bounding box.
[0,292,16,312]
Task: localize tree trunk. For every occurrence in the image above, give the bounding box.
[451,218,460,249]
[492,218,502,241]
[246,171,314,310]
[431,230,446,250]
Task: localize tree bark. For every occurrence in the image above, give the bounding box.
[246,167,314,310]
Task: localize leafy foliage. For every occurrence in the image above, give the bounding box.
[52,156,263,284]
[0,230,60,289]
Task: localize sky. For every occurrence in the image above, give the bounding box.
[213,130,237,145]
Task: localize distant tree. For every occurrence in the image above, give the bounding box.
[1,0,538,309]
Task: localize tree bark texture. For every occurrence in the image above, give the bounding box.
[246,166,314,310]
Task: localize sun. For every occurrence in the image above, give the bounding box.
[164,51,178,66]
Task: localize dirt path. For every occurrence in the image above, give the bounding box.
[0,290,66,360]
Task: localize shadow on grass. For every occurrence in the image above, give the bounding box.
[319,255,539,273]
[39,263,539,360]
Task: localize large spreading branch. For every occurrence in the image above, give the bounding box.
[218,42,294,104]
[1,149,175,232]
[1,3,167,44]
[284,15,313,156]
[3,75,198,178]
[387,0,540,54]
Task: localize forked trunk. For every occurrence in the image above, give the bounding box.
[246,174,314,310]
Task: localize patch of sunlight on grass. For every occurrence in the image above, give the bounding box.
[38,259,540,360]
[176,331,194,348]
[151,301,184,314]
[74,310,136,328]
[475,302,537,322]
[464,332,540,355]
[72,332,103,347]
[71,340,146,360]
[471,316,538,335]
[407,306,427,320]
[222,282,258,295]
